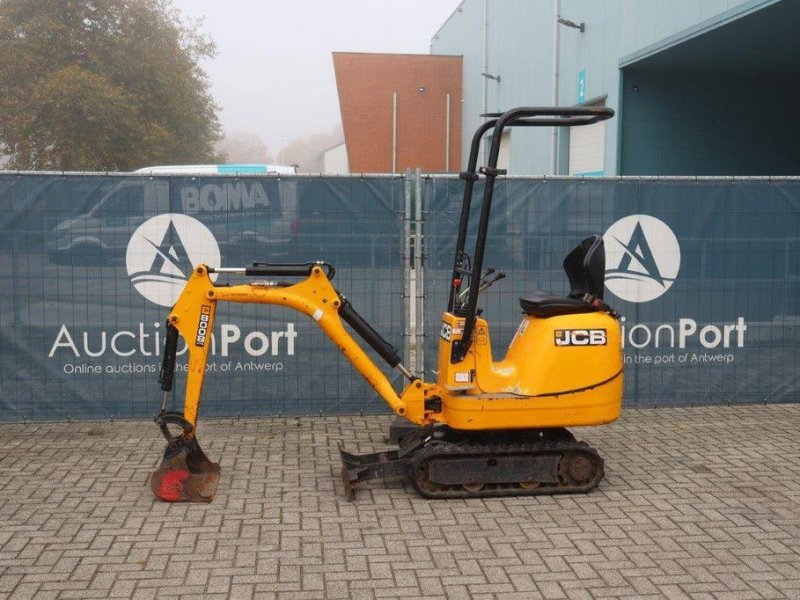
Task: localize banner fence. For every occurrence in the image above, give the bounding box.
[0,172,797,421]
[422,176,800,407]
[0,173,406,421]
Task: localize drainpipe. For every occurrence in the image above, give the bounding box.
[445,93,451,172]
[483,0,489,163]
[392,91,398,173]
[551,0,561,175]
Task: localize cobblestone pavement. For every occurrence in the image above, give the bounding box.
[0,404,799,599]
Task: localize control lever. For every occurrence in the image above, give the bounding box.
[477,270,505,292]
[458,270,505,301]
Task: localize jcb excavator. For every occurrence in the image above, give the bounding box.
[149,106,623,502]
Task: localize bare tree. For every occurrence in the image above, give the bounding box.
[217,131,274,163]
[277,126,344,173]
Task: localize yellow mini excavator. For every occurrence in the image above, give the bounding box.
[149,107,623,502]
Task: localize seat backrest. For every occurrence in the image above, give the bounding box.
[563,235,605,299]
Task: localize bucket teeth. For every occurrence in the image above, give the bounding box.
[150,435,220,502]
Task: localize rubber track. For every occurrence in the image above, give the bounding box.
[409,437,604,499]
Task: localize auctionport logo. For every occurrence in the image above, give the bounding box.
[603,215,680,303]
[126,214,220,307]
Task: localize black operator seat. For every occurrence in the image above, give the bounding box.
[519,235,606,318]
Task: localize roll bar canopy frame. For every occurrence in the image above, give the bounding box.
[449,106,615,363]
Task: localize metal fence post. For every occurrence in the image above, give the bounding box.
[403,168,413,371]
[414,168,425,376]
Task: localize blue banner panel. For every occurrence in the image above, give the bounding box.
[423,177,800,407]
[0,174,405,421]
[2,173,797,421]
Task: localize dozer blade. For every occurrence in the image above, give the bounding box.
[339,443,411,501]
[150,435,220,503]
[338,429,431,500]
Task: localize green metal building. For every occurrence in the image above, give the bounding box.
[431,0,800,176]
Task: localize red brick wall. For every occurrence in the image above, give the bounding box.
[333,52,462,173]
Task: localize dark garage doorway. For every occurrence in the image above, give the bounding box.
[620,0,800,176]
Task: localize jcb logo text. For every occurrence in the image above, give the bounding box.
[554,329,607,346]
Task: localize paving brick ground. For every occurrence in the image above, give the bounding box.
[0,404,799,599]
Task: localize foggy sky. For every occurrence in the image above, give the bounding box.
[170,0,462,157]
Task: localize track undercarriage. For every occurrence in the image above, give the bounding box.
[340,426,604,500]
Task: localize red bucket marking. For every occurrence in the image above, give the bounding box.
[157,469,191,502]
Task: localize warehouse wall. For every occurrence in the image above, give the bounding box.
[613,0,765,57]
[431,0,777,175]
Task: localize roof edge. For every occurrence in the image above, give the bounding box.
[431,1,466,45]
[332,51,462,59]
[619,0,782,68]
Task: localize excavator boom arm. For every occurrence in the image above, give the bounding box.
[165,265,428,431]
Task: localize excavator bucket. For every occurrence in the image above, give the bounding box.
[149,435,220,502]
